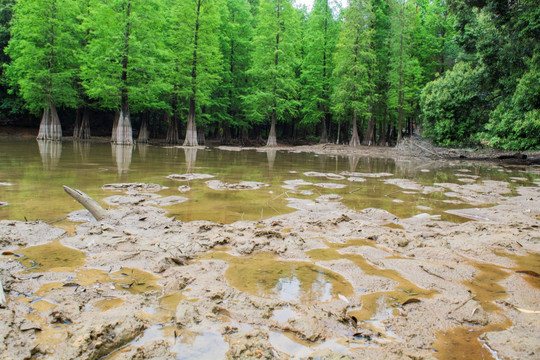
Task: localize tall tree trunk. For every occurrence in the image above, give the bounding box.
[37,101,62,141]
[335,121,340,144]
[197,126,205,145]
[349,110,361,147]
[266,110,277,147]
[267,2,280,148]
[184,0,201,146]
[397,4,404,143]
[79,109,91,139]
[241,126,250,146]
[138,115,149,143]
[73,108,81,139]
[165,112,179,144]
[184,97,198,146]
[111,111,119,143]
[319,111,328,143]
[113,98,133,145]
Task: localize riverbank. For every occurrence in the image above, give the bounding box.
[0,136,539,359]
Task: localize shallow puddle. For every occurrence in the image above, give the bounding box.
[308,240,436,323]
[205,251,354,302]
[495,251,540,289]
[18,239,85,272]
[433,319,512,360]
[464,263,510,313]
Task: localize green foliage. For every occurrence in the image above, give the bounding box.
[80,0,171,112]
[169,0,223,120]
[211,0,253,129]
[483,55,540,150]
[421,62,487,146]
[332,0,375,121]
[244,0,301,125]
[422,0,540,150]
[5,0,81,113]
[300,0,339,128]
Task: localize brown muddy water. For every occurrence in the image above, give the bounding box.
[0,139,536,224]
[1,139,539,359]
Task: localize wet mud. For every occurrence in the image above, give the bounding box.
[1,157,539,359]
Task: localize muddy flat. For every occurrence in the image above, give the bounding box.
[0,142,539,360]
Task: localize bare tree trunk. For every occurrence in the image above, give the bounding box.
[349,110,361,147]
[165,113,179,144]
[197,126,205,145]
[37,101,62,141]
[363,115,375,146]
[336,121,340,144]
[184,97,199,146]
[138,116,150,143]
[241,127,250,146]
[113,100,133,145]
[266,110,277,147]
[111,111,119,143]
[73,108,81,139]
[319,112,328,143]
[79,109,91,139]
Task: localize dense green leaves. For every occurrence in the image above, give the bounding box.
[5,0,80,113]
[1,0,536,149]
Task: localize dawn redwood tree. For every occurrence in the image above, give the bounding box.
[170,0,223,146]
[5,0,80,140]
[81,0,170,145]
[387,0,417,142]
[300,0,339,143]
[245,0,301,147]
[212,0,253,143]
[332,0,375,147]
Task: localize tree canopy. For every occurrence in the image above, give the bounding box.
[1,0,537,150]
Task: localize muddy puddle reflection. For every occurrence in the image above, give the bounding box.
[205,251,354,302]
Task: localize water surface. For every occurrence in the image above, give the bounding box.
[1,139,536,224]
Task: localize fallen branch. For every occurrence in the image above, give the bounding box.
[63,185,107,221]
[410,140,443,158]
[0,276,6,308]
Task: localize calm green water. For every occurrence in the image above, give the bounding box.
[0,139,536,224]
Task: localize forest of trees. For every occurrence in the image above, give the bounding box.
[0,0,538,150]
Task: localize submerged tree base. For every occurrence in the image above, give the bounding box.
[36,102,62,141]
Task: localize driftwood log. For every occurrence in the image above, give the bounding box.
[0,276,6,308]
[63,185,107,221]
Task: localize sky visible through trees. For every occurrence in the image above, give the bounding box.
[0,0,538,150]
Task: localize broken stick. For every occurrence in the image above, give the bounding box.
[63,185,107,221]
[0,276,6,308]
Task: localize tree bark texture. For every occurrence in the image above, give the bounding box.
[37,101,62,141]
[349,110,361,147]
[63,185,107,221]
[138,117,150,143]
[113,102,133,145]
[266,110,278,147]
[78,109,91,139]
[165,113,179,144]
